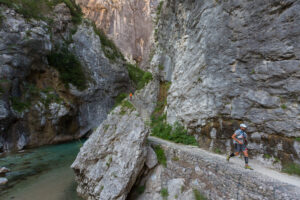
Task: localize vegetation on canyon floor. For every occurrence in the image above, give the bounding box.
[282,163,300,176]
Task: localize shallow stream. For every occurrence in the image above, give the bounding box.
[0,140,84,200]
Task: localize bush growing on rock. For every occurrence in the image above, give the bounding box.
[126,63,153,90]
[153,145,167,167]
[47,46,87,90]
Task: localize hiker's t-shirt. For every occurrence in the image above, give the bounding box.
[233,129,247,144]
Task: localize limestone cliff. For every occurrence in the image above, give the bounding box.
[152,0,300,165]
[0,2,130,152]
[75,0,158,68]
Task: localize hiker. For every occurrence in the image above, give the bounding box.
[227,124,253,170]
[129,92,133,100]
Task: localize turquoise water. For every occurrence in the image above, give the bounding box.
[0,140,85,200]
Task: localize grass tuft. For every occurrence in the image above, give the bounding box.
[193,189,207,200]
[160,188,168,199]
[282,163,300,176]
[154,145,167,167]
[295,137,300,142]
[120,100,135,115]
[151,115,198,146]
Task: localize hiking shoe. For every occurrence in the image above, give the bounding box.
[226,155,230,162]
[245,165,253,170]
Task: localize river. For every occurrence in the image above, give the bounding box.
[0,140,85,200]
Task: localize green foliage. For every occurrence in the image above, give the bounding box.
[120,100,135,115]
[114,93,128,107]
[0,0,82,23]
[282,163,300,176]
[154,145,167,167]
[137,185,145,194]
[214,148,222,154]
[281,104,287,109]
[158,64,164,70]
[11,97,31,113]
[295,137,300,142]
[193,189,207,200]
[47,46,87,90]
[126,64,153,90]
[151,115,198,146]
[155,1,164,24]
[160,188,168,199]
[92,23,124,62]
[263,154,271,159]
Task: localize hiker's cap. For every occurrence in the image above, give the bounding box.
[240,124,247,128]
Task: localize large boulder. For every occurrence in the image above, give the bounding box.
[71,104,149,200]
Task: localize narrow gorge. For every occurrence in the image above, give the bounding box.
[0,0,300,200]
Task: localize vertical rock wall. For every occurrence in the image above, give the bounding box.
[154,0,300,164]
[75,0,158,67]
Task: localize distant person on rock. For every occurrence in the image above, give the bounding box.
[227,124,253,170]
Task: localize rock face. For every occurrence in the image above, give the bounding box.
[153,0,300,164]
[0,3,130,152]
[75,0,158,67]
[130,137,300,200]
[71,104,149,200]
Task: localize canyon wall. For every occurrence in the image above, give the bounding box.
[153,0,300,165]
[75,0,158,68]
[0,3,130,152]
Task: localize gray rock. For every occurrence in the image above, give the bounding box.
[71,105,149,200]
[0,167,10,175]
[145,146,158,169]
[0,177,8,185]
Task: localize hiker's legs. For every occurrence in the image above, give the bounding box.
[243,149,249,166]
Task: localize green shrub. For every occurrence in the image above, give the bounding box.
[151,115,198,146]
[137,185,145,194]
[126,64,153,90]
[193,189,207,200]
[11,97,31,113]
[47,46,87,90]
[120,100,135,115]
[114,93,128,107]
[92,23,124,62]
[281,104,287,109]
[214,148,222,154]
[282,163,300,176]
[263,154,271,159]
[160,188,168,199]
[154,145,167,167]
[295,137,300,142]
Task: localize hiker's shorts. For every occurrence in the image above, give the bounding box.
[234,143,247,152]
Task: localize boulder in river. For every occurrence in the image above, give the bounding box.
[0,177,8,185]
